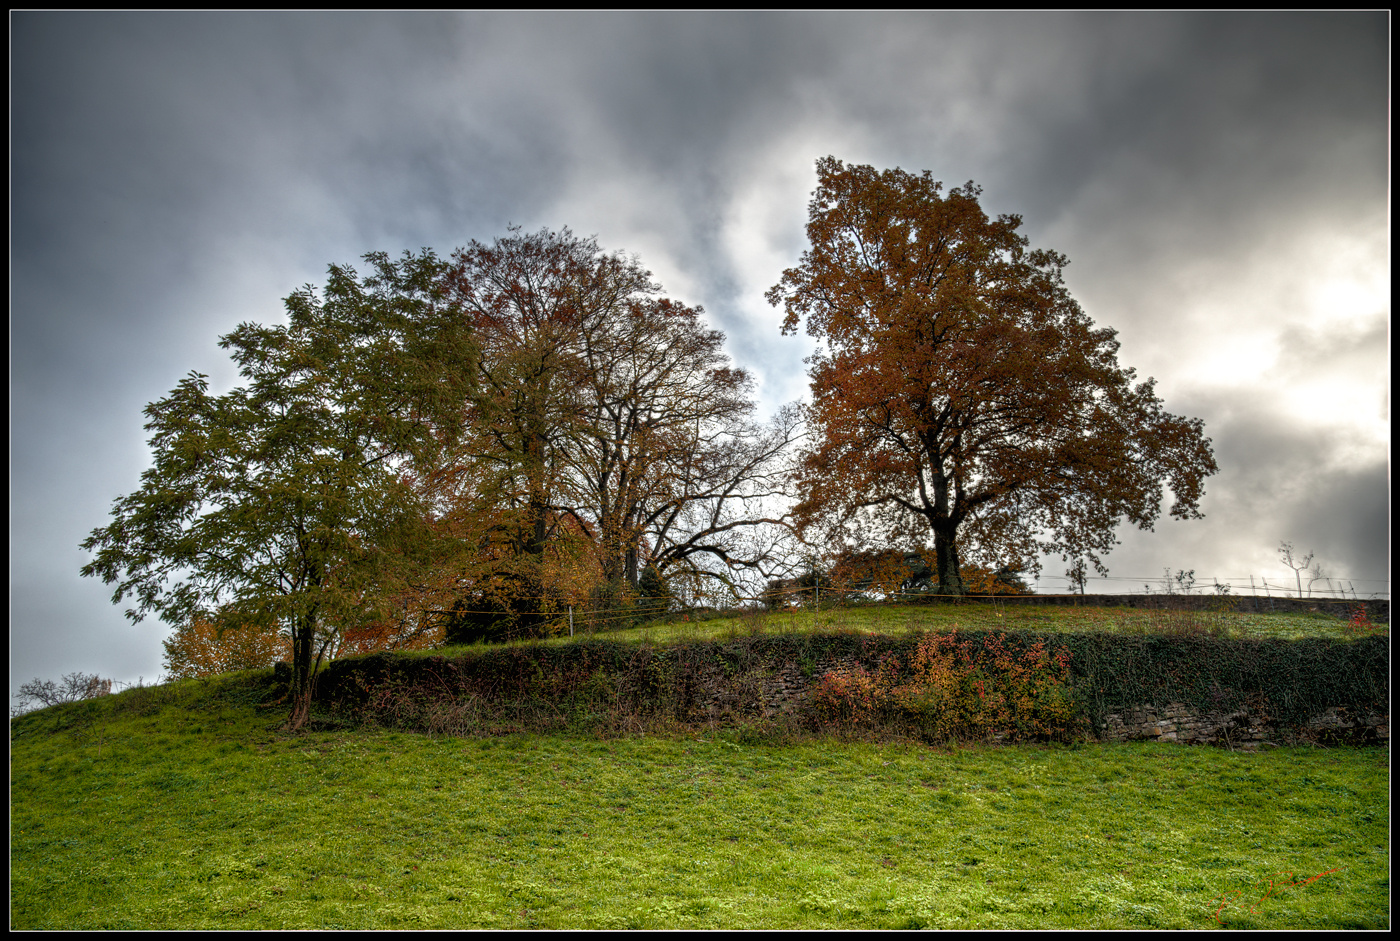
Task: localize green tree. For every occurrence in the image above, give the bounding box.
[768,157,1218,593]
[80,250,473,730]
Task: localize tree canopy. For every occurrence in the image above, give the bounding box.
[81,231,801,719]
[81,250,474,729]
[79,175,1224,717]
[436,227,798,637]
[767,157,1218,592]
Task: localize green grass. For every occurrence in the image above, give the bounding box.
[422,600,1372,659]
[10,669,1389,929]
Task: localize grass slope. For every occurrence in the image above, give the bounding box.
[9,656,1390,930]
[425,600,1374,658]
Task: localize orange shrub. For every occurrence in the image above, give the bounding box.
[810,629,1082,742]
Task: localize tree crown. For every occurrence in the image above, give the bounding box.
[768,157,1217,583]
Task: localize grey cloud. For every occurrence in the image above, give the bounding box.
[1274,319,1389,381]
[1170,403,1387,581]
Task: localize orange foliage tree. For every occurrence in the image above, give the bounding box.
[826,549,929,601]
[960,565,1032,596]
[162,615,292,680]
[164,604,445,680]
[441,228,799,631]
[769,157,1218,594]
[442,228,648,634]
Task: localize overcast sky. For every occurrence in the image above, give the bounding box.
[11,12,1390,699]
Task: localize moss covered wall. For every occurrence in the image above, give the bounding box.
[297,631,1388,747]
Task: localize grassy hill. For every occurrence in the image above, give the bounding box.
[440,598,1375,653]
[10,603,1390,929]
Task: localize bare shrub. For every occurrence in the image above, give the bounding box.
[421,696,485,737]
[12,672,112,717]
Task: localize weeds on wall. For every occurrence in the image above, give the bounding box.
[808,630,1086,743]
[320,643,716,738]
[304,622,1388,746]
[1345,603,1386,638]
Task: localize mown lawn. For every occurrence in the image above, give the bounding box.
[9,672,1389,930]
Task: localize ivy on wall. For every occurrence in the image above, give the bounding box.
[299,630,1389,744]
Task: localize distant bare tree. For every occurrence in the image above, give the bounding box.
[1306,561,1331,597]
[1065,558,1088,595]
[1278,542,1315,598]
[11,672,111,718]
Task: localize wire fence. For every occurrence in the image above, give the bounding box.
[414,571,1391,638]
[1031,574,1390,600]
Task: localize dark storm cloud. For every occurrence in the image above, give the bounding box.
[11,12,1388,698]
[1193,408,1388,589]
[11,13,563,270]
[1007,13,1388,225]
[475,11,1389,415]
[11,12,555,692]
[1064,409,1388,595]
[431,13,855,372]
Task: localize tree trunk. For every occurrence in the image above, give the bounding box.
[283,611,318,732]
[932,525,964,596]
[285,684,313,732]
[926,460,964,596]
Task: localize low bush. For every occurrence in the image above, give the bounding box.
[809,630,1086,743]
[1345,603,1386,638]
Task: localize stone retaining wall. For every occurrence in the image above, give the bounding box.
[693,658,846,722]
[310,633,1387,748]
[684,653,1389,749]
[1099,702,1388,750]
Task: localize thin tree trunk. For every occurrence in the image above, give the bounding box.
[284,610,318,732]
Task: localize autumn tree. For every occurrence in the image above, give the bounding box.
[440,228,799,627]
[821,550,1028,600]
[162,615,291,681]
[962,565,1032,596]
[440,227,654,633]
[161,603,442,680]
[569,296,801,606]
[335,600,446,657]
[768,157,1218,593]
[81,250,474,730]
[826,549,925,601]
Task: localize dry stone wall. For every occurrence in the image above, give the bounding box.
[1098,702,1388,749]
[692,657,849,723]
[310,632,1387,748]
[683,652,1388,749]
